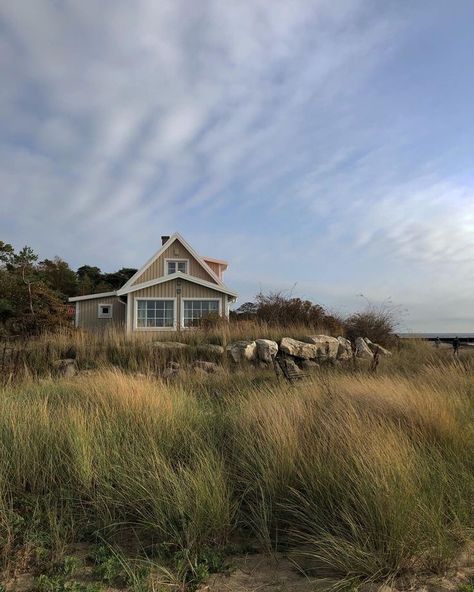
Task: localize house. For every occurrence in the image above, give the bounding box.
[69,233,237,333]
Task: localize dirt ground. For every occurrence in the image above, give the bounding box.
[202,547,474,592]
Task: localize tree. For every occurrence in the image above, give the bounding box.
[38,257,78,298]
[13,246,39,318]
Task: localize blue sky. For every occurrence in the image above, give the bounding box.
[1,0,473,331]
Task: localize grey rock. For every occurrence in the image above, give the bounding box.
[355,337,373,358]
[280,337,319,359]
[337,336,353,360]
[226,341,257,363]
[196,344,225,356]
[255,339,278,363]
[304,335,339,359]
[152,342,188,350]
[193,360,223,374]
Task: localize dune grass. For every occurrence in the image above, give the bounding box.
[0,345,473,590]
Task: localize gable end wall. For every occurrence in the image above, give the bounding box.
[132,241,217,286]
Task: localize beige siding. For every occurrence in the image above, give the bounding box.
[131,279,228,332]
[204,260,221,278]
[132,240,217,285]
[77,296,126,330]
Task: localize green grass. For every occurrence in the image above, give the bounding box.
[0,343,473,590]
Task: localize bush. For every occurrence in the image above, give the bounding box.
[344,303,398,346]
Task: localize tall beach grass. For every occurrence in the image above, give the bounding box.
[0,354,472,587]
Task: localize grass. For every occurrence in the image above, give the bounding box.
[0,340,473,590]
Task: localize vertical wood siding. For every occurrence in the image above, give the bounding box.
[132,240,217,285]
[77,296,126,330]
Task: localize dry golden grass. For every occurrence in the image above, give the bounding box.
[0,339,473,590]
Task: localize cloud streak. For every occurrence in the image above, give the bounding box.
[1,0,473,330]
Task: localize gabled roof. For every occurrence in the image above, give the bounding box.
[120,233,225,290]
[117,271,238,298]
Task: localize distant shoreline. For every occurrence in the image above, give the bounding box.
[398,333,474,340]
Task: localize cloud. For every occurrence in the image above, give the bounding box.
[0,0,472,330]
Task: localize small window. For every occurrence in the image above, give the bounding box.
[183,300,219,327]
[98,303,113,319]
[167,260,188,275]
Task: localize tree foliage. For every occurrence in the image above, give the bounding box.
[0,240,137,336]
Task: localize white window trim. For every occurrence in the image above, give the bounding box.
[180,298,222,329]
[134,297,177,331]
[164,258,189,276]
[98,303,113,319]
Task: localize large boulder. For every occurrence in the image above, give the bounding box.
[304,335,339,359]
[280,337,319,359]
[337,336,353,360]
[226,341,257,363]
[196,344,225,356]
[365,338,392,357]
[255,339,278,363]
[355,337,373,358]
[152,342,188,350]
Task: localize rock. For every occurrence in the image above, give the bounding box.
[226,341,257,363]
[255,339,278,363]
[196,344,225,356]
[152,342,188,350]
[300,359,320,371]
[304,335,339,359]
[355,337,373,358]
[163,361,180,379]
[284,358,302,374]
[280,337,319,359]
[53,358,77,378]
[337,336,353,360]
[365,339,392,356]
[193,360,223,374]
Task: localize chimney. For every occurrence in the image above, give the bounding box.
[161,235,170,245]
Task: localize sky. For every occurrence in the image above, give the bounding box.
[1,0,474,332]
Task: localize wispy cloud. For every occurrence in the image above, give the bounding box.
[1,0,473,330]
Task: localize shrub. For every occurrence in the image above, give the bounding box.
[344,302,398,346]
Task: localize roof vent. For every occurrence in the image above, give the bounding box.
[161,235,170,245]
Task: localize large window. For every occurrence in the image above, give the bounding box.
[136,299,174,328]
[166,260,188,275]
[183,299,219,327]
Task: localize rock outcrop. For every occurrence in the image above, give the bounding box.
[255,339,278,363]
[226,341,257,363]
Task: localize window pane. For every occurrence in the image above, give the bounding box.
[183,300,219,327]
[177,261,187,273]
[136,300,174,328]
[167,262,176,274]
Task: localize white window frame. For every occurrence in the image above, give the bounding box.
[181,298,222,329]
[98,303,113,319]
[134,297,177,331]
[164,258,189,276]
